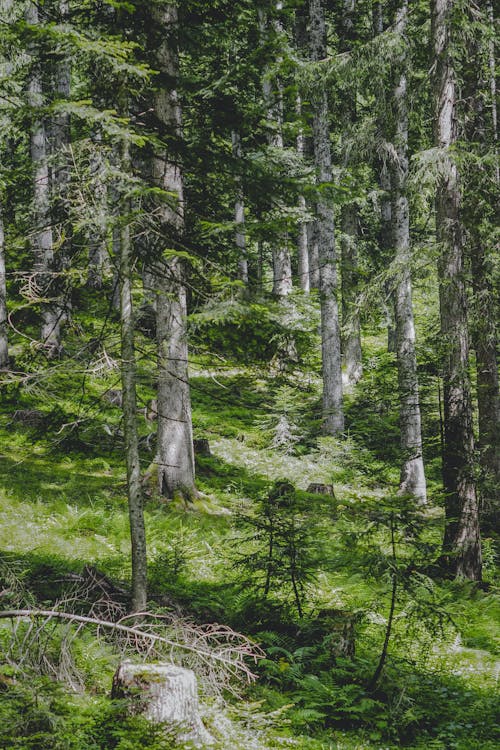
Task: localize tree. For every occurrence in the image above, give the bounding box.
[25,0,63,355]
[388,1,426,503]
[309,0,344,435]
[149,3,196,500]
[432,0,481,580]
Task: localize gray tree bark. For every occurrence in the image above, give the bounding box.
[296,94,310,293]
[432,0,481,580]
[231,130,248,285]
[341,205,362,385]
[309,0,344,435]
[118,144,147,613]
[259,3,293,297]
[389,1,426,503]
[0,208,7,368]
[339,0,362,385]
[151,4,195,500]
[26,1,62,355]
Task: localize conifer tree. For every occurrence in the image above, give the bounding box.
[432,0,481,580]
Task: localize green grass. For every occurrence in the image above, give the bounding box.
[0,313,498,750]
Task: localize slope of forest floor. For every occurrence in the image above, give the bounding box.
[0,331,498,750]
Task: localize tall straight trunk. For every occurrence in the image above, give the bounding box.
[308,221,320,288]
[259,3,293,297]
[118,149,147,613]
[0,208,7,368]
[341,205,362,384]
[151,4,195,500]
[52,1,71,267]
[295,10,310,293]
[432,0,481,580]
[471,234,500,525]
[487,2,499,183]
[340,0,362,385]
[26,1,62,355]
[373,3,396,353]
[296,95,310,293]
[231,130,248,285]
[309,0,344,435]
[469,1,499,528]
[87,130,108,289]
[389,1,426,503]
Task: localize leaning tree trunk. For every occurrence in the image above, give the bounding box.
[118,143,147,613]
[151,4,195,500]
[309,0,344,435]
[231,130,248,286]
[0,207,7,368]
[432,0,481,580]
[25,1,62,355]
[389,1,426,503]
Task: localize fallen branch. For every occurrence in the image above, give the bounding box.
[0,608,263,688]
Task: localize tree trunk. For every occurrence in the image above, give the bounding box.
[112,662,214,745]
[231,130,248,286]
[432,0,481,580]
[151,4,195,500]
[309,0,344,435]
[390,1,426,503]
[259,3,293,298]
[26,1,62,355]
[118,145,148,613]
[341,205,362,384]
[0,208,8,368]
[51,0,72,286]
[471,233,500,527]
[87,131,108,289]
[339,1,362,386]
[296,95,310,293]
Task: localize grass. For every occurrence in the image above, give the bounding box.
[0,307,498,749]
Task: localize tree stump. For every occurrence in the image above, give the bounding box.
[112,661,214,746]
[306,483,335,499]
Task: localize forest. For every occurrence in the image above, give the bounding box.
[0,0,498,748]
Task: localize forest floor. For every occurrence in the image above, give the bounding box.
[0,320,498,749]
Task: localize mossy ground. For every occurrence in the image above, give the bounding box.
[0,301,498,750]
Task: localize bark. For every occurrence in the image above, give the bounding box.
[0,208,8,368]
[259,3,293,297]
[51,1,72,272]
[296,96,310,293]
[341,205,362,384]
[308,221,320,288]
[231,130,248,285]
[339,0,362,385]
[26,1,62,355]
[309,0,344,435]
[389,2,426,503]
[118,146,148,612]
[151,4,195,500]
[112,662,214,745]
[87,131,108,289]
[432,0,481,580]
[487,2,499,183]
[295,12,310,292]
[471,234,500,525]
